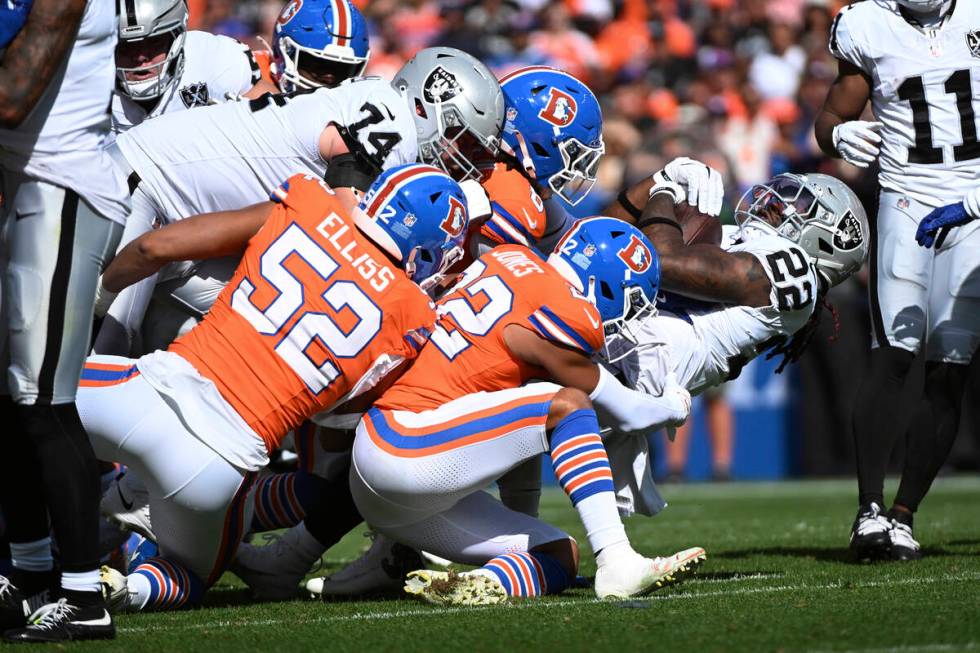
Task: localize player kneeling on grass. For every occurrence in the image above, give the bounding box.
[348,218,702,606]
[80,164,470,612]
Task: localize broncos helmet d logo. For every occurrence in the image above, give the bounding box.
[538,88,577,127]
[617,235,653,274]
[278,0,303,24]
[440,196,467,238]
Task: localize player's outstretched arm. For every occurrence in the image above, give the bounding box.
[639,192,772,307]
[102,201,275,293]
[0,0,87,127]
[814,61,878,164]
[503,324,690,434]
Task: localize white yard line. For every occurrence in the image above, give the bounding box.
[805,642,978,653]
[117,571,980,634]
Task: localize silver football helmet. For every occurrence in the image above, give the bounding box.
[392,47,504,181]
[896,0,948,13]
[735,173,870,288]
[115,0,188,101]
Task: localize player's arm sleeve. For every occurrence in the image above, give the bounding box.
[537,196,577,253]
[92,274,159,356]
[828,6,869,73]
[589,364,688,435]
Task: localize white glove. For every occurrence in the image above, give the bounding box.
[653,157,724,216]
[459,179,492,225]
[659,372,691,430]
[92,276,117,318]
[832,120,883,168]
[965,186,980,219]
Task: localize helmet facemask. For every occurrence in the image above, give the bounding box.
[418,103,499,182]
[550,136,605,206]
[586,275,658,364]
[275,36,368,91]
[115,27,186,101]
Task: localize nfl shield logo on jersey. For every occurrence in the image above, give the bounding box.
[440,196,467,238]
[538,88,577,127]
[423,66,462,103]
[967,29,980,58]
[180,83,210,108]
[617,234,653,273]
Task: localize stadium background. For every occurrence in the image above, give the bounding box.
[189,0,979,480]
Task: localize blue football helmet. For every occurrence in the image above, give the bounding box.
[355,164,469,291]
[499,66,605,206]
[0,0,32,51]
[272,0,370,92]
[548,217,660,360]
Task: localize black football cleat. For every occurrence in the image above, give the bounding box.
[4,598,115,643]
[849,502,892,560]
[887,509,922,561]
[0,570,58,631]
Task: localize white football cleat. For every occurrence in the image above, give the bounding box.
[594,546,705,600]
[306,532,424,599]
[232,525,324,601]
[99,566,136,614]
[404,569,508,606]
[101,472,154,541]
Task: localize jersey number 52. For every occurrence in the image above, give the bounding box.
[231,224,382,394]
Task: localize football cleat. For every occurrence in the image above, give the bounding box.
[404,569,508,606]
[99,566,137,614]
[887,509,922,561]
[849,502,892,560]
[306,533,424,599]
[0,570,58,631]
[4,598,114,643]
[101,471,154,541]
[594,547,706,600]
[232,527,322,601]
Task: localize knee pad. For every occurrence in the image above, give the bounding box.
[5,263,44,333]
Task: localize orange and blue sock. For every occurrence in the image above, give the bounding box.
[480,551,570,597]
[129,557,202,611]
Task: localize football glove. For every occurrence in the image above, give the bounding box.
[832,120,883,168]
[652,157,724,216]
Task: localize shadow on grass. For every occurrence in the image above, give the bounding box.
[202,587,274,609]
[712,545,958,564]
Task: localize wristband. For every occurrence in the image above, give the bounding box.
[635,216,683,235]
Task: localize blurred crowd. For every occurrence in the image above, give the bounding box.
[189,0,878,218]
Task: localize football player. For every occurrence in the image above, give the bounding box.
[814,0,980,560]
[271,0,370,92]
[0,0,130,642]
[88,165,468,613]
[111,0,277,137]
[353,218,699,605]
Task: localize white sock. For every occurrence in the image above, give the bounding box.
[127,572,153,610]
[62,569,101,594]
[595,540,638,568]
[10,537,53,573]
[574,492,629,555]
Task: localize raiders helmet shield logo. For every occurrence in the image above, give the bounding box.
[833,211,864,251]
[538,88,577,127]
[278,0,303,25]
[440,196,467,238]
[423,66,462,103]
[617,234,653,273]
[968,29,980,58]
[180,82,210,108]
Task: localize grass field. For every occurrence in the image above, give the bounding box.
[10,477,979,652]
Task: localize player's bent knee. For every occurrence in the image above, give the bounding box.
[547,387,592,427]
[531,536,579,579]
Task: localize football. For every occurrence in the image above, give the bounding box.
[675,201,723,246]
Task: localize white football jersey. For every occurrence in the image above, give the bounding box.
[114,76,417,222]
[110,30,261,136]
[612,226,818,396]
[0,0,129,223]
[831,1,980,208]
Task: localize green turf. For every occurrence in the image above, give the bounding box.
[9,477,980,652]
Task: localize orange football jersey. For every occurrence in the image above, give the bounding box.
[377,244,603,412]
[479,163,547,248]
[171,174,435,451]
